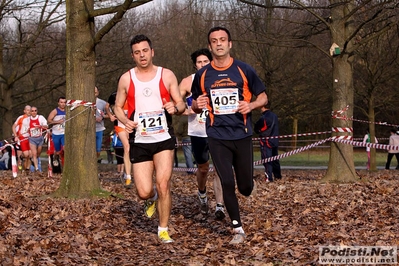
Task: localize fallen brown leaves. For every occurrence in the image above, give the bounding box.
[0,168,398,265]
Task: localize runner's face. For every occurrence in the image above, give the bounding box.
[58,99,67,109]
[208,30,231,58]
[131,41,154,68]
[24,107,31,116]
[31,108,38,117]
[195,55,211,70]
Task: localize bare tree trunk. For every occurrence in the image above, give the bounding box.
[1,89,13,140]
[292,117,298,149]
[322,0,358,182]
[368,95,377,171]
[0,36,12,140]
[54,0,101,197]
[323,57,358,182]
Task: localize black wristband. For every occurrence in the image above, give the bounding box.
[174,106,179,114]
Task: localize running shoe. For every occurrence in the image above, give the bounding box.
[158,230,174,243]
[215,204,226,220]
[264,172,273,182]
[197,192,208,214]
[144,199,156,218]
[229,233,246,244]
[125,178,132,189]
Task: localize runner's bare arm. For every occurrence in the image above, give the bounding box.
[178,75,195,116]
[47,109,60,125]
[105,103,117,122]
[163,69,185,115]
[114,72,137,133]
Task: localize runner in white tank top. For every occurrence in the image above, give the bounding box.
[113,34,185,244]
[129,67,172,143]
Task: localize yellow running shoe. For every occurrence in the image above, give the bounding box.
[144,199,156,218]
[125,178,132,188]
[158,230,174,243]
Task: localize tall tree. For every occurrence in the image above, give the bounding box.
[55,0,152,198]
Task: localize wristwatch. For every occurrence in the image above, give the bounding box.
[174,106,179,114]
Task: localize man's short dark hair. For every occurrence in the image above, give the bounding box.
[190,49,212,65]
[208,26,232,44]
[130,34,152,51]
[58,96,66,102]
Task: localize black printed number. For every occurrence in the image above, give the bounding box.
[199,110,209,118]
[214,95,236,106]
[140,117,161,128]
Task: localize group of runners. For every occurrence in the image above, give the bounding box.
[5,26,270,245]
[10,98,66,175]
[109,26,268,244]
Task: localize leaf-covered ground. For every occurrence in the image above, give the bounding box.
[0,166,398,265]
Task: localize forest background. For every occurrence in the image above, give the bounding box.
[1,0,398,145]
[1,1,399,264]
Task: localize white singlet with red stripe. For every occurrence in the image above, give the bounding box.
[129,67,171,144]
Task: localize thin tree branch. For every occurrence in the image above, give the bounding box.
[90,0,152,18]
[92,0,153,45]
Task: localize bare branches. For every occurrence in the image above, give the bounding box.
[90,0,153,45]
[93,0,152,45]
[289,0,331,29]
[90,0,152,17]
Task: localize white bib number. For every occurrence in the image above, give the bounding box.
[30,127,42,138]
[196,109,208,124]
[210,88,239,115]
[138,110,167,136]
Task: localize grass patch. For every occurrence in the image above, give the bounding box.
[173,148,388,167]
[97,147,389,168]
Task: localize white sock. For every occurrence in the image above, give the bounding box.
[126,174,131,180]
[158,226,168,235]
[233,226,245,235]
